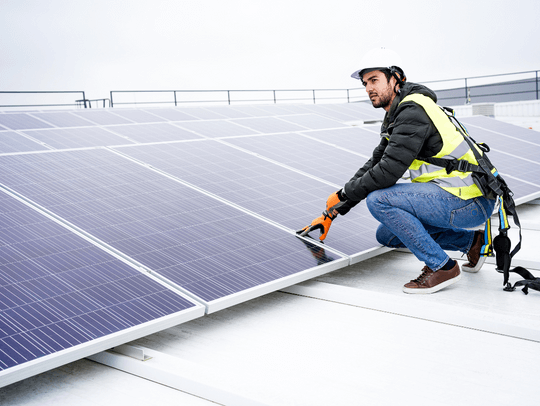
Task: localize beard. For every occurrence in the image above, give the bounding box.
[369,86,394,109]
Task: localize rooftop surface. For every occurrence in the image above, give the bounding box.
[1,102,539,406]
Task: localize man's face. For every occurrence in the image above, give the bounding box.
[362,70,397,111]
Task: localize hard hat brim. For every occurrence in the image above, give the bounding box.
[350,67,384,81]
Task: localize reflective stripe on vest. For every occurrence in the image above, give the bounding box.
[399,93,483,200]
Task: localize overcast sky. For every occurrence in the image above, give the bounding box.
[1,0,539,100]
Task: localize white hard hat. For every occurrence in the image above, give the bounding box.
[351,47,404,81]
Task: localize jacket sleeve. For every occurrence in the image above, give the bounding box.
[343,102,436,201]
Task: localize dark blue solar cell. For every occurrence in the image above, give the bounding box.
[0,149,345,307]
[0,191,198,379]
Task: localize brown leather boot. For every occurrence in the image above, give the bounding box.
[462,230,486,273]
[403,262,461,294]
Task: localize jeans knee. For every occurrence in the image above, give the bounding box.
[366,190,381,210]
[365,190,385,216]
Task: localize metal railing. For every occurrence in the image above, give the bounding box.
[0,90,87,109]
[109,70,539,108]
[0,70,538,110]
[109,88,367,107]
[424,70,539,105]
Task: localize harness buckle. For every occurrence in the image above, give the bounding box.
[457,159,471,172]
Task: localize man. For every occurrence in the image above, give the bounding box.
[299,47,496,294]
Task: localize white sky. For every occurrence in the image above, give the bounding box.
[1,0,539,100]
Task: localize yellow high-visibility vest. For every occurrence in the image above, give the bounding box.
[399,93,484,200]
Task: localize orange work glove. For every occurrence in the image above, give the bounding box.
[297,190,348,241]
[297,210,336,242]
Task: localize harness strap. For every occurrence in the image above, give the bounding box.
[503,266,540,295]
[440,108,525,289]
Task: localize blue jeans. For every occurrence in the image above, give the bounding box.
[366,182,496,271]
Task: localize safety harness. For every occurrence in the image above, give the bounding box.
[419,107,540,294]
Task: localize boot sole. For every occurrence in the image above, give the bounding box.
[461,256,486,273]
[402,273,462,294]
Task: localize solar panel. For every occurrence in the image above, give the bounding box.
[457,116,540,201]
[198,106,254,119]
[300,104,380,122]
[0,113,53,130]
[29,112,96,128]
[21,127,135,149]
[224,132,370,185]
[71,110,133,125]
[113,140,382,258]
[461,115,540,143]
[0,148,347,310]
[278,114,349,130]
[176,107,229,120]
[227,105,277,117]
[104,123,204,143]
[0,190,202,387]
[176,120,258,138]
[108,109,168,123]
[0,131,50,154]
[142,108,199,121]
[300,126,382,154]
[230,117,308,133]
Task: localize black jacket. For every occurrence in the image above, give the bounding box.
[343,82,443,202]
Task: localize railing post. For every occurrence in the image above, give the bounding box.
[174,91,177,106]
[536,71,538,100]
[110,91,114,107]
[227,90,231,105]
[465,78,469,104]
[347,89,350,103]
[313,89,316,104]
[273,90,276,104]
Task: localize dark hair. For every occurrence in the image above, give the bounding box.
[382,66,406,84]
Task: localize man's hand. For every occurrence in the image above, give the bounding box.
[297,190,349,242]
[297,210,336,241]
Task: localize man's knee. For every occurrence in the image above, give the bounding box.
[365,189,385,215]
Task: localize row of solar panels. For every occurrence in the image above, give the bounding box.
[0,103,382,131]
[1,106,539,388]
